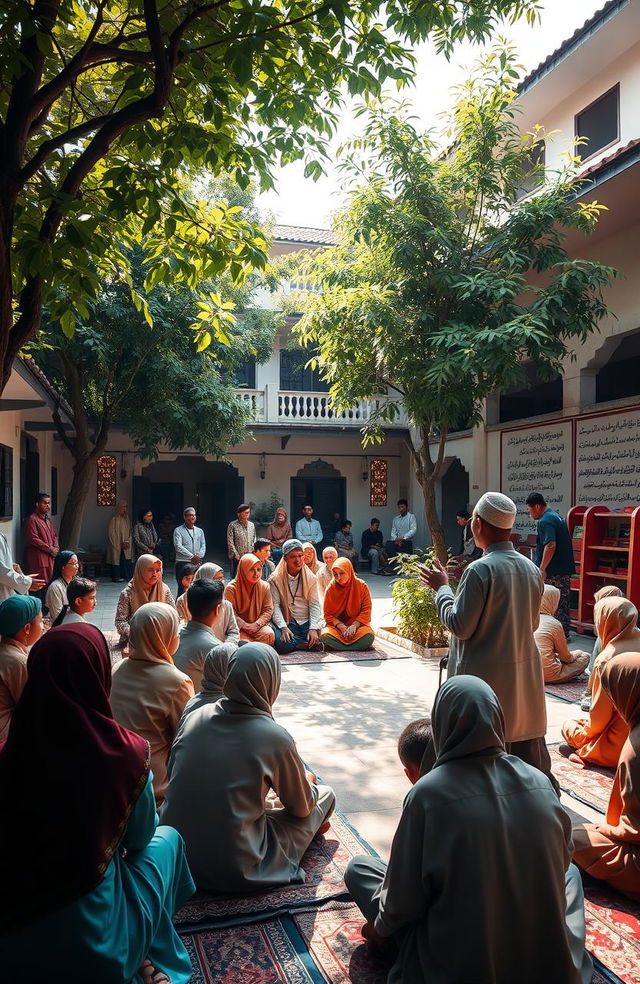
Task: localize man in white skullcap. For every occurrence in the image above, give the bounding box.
[421,492,556,790]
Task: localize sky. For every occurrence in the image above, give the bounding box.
[256,0,605,229]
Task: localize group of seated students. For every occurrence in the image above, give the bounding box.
[2,550,640,982]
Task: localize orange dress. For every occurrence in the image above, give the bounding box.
[321,558,375,650]
[573,652,640,900]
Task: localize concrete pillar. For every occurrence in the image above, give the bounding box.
[563,369,596,416]
[264,383,279,423]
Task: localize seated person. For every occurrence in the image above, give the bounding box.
[224,554,275,645]
[562,596,640,767]
[176,561,224,622]
[254,537,276,580]
[163,642,335,892]
[45,550,79,623]
[111,603,194,805]
[269,539,322,654]
[397,716,432,784]
[0,622,194,984]
[302,541,322,574]
[0,595,43,743]
[535,585,590,684]
[51,576,97,627]
[345,677,592,984]
[385,499,417,559]
[321,558,375,652]
[115,554,176,652]
[178,643,237,724]
[174,579,238,691]
[580,585,624,712]
[266,508,292,565]
[316,546,338,596]
[573,652,640,900]
[176,563,197,600]
[334,520,358,563]
[361,518,390,575]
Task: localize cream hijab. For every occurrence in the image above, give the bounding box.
[128,554,166,613]
[433,675,505,767]
[594,597,640,665]
[220,642,280,717]
[539,584,561,617]
[195,563,223,582]
[129,602,179,664]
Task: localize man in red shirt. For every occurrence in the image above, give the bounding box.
[23,492,59,585]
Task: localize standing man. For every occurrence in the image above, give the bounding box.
[0,530,44,603]
[295,503,323,548]
[226,503,256,578]
[526,493,575,640]
[23,492,59,588]
[361,518,390,575]
[107,500,132,583]
[174,506,206,592]
[420,492,556,791]
[385,499,417,559]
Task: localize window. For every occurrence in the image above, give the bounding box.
[514,140,545,200]
[0,445,13,519]
[280,349,330,392]
[596,331,640,403]
[370,459,388,507]
[575,85,619,161]
[233,360,256,389]
[96,454,117,506]
[499,364,563,423]
[50,467,58,515]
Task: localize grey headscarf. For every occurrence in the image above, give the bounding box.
[220,642,281,717]
[432,675,505,767]
[195,562,223,581]
[201,643,237,701]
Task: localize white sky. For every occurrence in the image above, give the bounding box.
[257,0,605,228]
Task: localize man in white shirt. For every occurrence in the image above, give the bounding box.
[173,506,206,592]
[0,531,44,603]
[385,499,417,559]
[295,504,323,547]
[269,539,322,653]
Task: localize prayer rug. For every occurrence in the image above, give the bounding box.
[280,646,408,666]
[548,744,614,815]
[174,812,375,930]
[585,879,640,984]
[545,673,589,704]
[102,628,124,667]
[293,901,390,984]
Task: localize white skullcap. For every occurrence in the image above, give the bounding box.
[475,492,517,530]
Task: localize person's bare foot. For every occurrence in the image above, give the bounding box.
[139,959,171,984]
[568,752,585,767]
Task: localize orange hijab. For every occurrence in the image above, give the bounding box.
[323,558,371,623]
[225,554,271,623]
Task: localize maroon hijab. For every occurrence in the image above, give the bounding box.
[0,623,150,932]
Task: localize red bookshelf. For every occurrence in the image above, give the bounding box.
[567,505,587,631]
[575,505,640,633]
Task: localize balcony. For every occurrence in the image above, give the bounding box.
[236,387,407,427]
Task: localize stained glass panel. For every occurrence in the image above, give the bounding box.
[97,454,117,506]
[370,459,387,507]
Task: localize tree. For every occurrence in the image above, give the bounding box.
[37,245,277,547]
[0,0,540,394]
[294,48,617,562]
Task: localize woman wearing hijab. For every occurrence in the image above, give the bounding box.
[115,554,176,650]
[0,623,194,984]
[111,603,194,806]
[45,550,79,623]
[132,508,159,560]
[321,558,375,651]
[266,508,292,563]
[224,554,275,644]
[580,585,624,712]
[345,676,592,984]
[177,643,236,727]
[162,642,335,892]
[302,542,322,575]
[535,585,590,683]
[573,652,640,900]
[176,561,224,623]
[562,596,640,767]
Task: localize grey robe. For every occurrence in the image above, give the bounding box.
[437,540,545,742]
[163,642,335,892]
[359,676,589,984]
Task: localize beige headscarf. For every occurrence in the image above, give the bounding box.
[220,642,280,717]
[128,554,167,613]
[129,602,179,664]
[594,597,640,665]
[302,543,322,574]
[540,584,561,617]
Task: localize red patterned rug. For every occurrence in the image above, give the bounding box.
[545,674,589,704]
[174,812,371,929]
[585,879,640,984]
[280,645,407,666]
[549,744,614,815]
[294,901,391,984]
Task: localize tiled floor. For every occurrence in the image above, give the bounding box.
[92,568,601,857]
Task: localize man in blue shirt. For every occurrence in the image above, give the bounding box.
[526,492,575,639]
[295,504,323,548]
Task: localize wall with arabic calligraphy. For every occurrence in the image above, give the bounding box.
[501,422,573,533]
[576,409,640,507]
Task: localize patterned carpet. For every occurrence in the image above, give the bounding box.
[545,673,589,704]
[549,743,614,814]
[174,812,373,930]
[280,645,408,666]
[585,879,640,984]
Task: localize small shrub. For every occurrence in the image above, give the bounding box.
[252,492,285,525]
[391,549,452,649]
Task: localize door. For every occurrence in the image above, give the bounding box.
[132,476,152,524]
[197,477,244,562]
[290,477,346,544]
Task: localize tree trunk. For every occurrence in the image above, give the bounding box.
[421,472,448,565]
[58,455,95,549]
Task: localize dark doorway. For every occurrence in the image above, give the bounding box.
[197,477,244,561]
[20,434,40,519]
[291,476,346,544]
[440,459,470,553]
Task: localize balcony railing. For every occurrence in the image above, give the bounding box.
[235,388,407,427]
[237,389,266,421]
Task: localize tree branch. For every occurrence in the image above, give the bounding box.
[52,401,75,454]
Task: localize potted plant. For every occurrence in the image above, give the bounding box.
[377,549,451,658]
[251,493,285,536]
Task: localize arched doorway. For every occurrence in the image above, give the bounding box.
[134,457,244,562]
[439,458,470,553]
[291,459,345,544]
